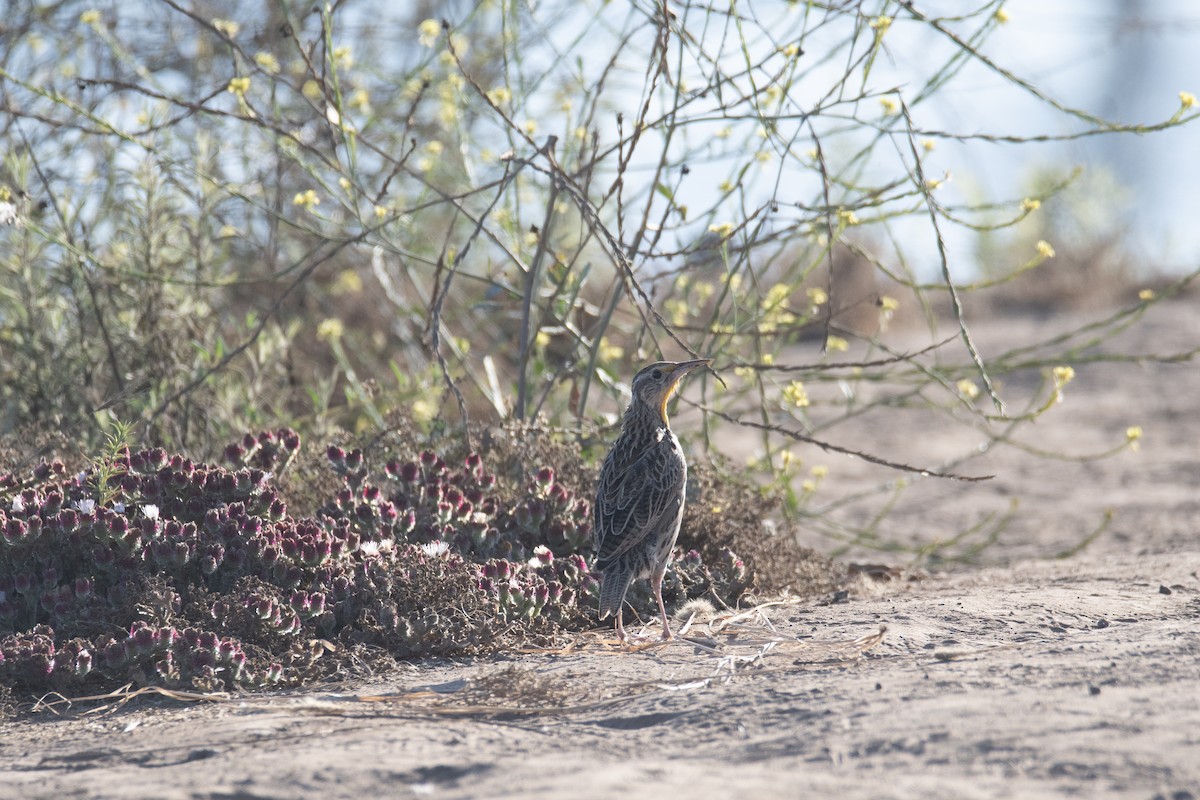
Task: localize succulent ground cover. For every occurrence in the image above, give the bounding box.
[0,425,836,698]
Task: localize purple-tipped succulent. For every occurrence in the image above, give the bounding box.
[3,518,27,545]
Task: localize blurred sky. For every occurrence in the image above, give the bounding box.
[929,0,1200,272]
[590,0,1200,279]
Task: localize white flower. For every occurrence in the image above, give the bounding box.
[75,498,96,514]
[0,201,18,227]
[420,540,451,558]
[142,504,160,520]
[10,496,24,513]
[359,539,395,557]
[528,545,554,567]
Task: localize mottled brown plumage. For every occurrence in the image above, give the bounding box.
[593,358,709,641]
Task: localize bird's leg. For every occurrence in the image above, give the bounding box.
[614,608,628,642]
[651,571,673,641]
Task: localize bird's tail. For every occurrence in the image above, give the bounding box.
[597,565,633,620]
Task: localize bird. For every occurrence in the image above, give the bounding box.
[593,358,710,642]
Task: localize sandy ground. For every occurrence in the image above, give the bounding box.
[2,297,1198,800]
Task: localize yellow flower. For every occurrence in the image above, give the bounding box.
[1021,198,1041,212]
[333,46,353,70]
[487,86,512,105]
[302,80,323,100]
[826,336,849,353]
[761,353,775,367]
[783,381,809,408]
[349,88,370,112]
[425,140,445,155]
[1125,426,1143,451]
[331,270,362,296]
[763,283,791,310]
[598,337,624,363]
[212,18,239,38]
[922,139,936,152]
[755,150,773,163]
[1180,91,1197,109]
[810,465,828,478]
[869,16,892,34]
[957,379,980,400]
[708,221,735,238]
[806,286,828,306]
[535,331,551,349]
[523,119,538,135]
[779,450,796,469]
[227,77,251,96]
[293,189,320,209]
[418,19,441,48]
[801,480,817,493]
[80,9,101,25]
[411,398,436,424]
[574,126,588,140]
[1036,240,1056,258]
[879,295,899,312]
[837,208,859,226]
[1138,288,1157,301]
[781,43,800,58]
[879,97,898,116]
[994,7,1010,24]
[374,205,388,219]
[316,318,343,341]
[714,126,733,139]
[1052,365,1075,387]
[255,52,281,74]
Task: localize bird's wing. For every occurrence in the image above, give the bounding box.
[594,440,685,566]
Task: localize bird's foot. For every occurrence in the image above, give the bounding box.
[613,624,674,649]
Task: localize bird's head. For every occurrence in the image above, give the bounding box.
[630,358,711,425]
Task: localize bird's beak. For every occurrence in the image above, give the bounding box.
[669,358,711,380]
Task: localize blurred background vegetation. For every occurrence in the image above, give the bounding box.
[1,0,1196,560]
